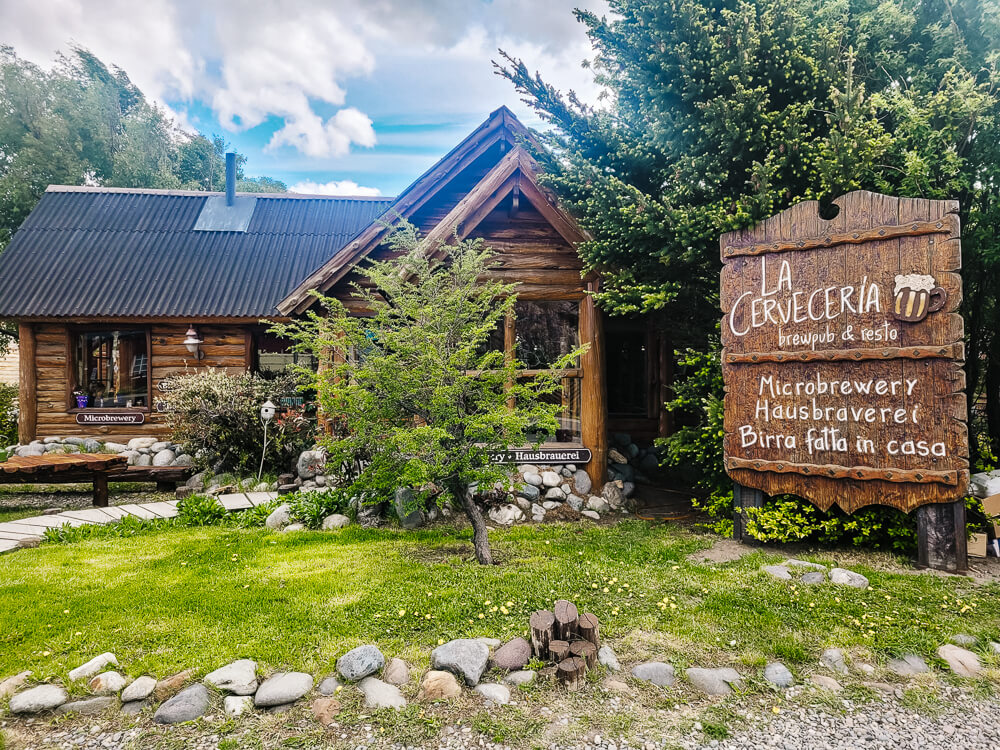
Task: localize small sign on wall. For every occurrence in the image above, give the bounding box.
[490,448,592,465]
[75,411,146,426]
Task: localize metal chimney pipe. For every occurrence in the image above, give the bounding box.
[225,152,236,206]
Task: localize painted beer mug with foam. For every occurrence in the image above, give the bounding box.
[891,273,947,322]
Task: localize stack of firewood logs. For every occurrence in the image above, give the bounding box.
[529,599,600,690]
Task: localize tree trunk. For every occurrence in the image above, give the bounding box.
[457,481,495,565]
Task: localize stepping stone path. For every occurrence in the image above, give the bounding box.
[631,662,675,687]
[474,683,511,705]
[254,672,314,707]
[686,667,743,696]
[10,685,68,714]
[358,677,405,709]
[761,560,869,589]
[336,644,385,681]
[431,639,490,685]
[418,670,462,701]
[0,493,279,556]
[492,637,531,670]
[888,654,929,677]
[204,659,258,695]
[153,684,209,724]
[764,662,794,688]
[937,644,982,677]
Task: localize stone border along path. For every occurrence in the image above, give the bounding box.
[0,492,279,555]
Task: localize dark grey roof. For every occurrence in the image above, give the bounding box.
[0,186,394,318]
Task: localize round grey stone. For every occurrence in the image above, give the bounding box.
[121,675,156,702]
[474,683,510,705]
[829,567,869,588]
[800,571,826,584]
[358,676,405,709]
[265,503,291,530]
[254,672,314,706]
[10,684,68,713]
[431,639,490,686]
[598,645,620,672]
[764,662,794,688]
[204,659,258,695]
[631,661,675,687]
[56,696,113,715]
[337,645,386,681]
[686,667,743,695]
[821,648,848,674]
[153,683,209,724]
[504,670,536,686]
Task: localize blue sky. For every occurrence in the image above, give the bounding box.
[2,0,608,196]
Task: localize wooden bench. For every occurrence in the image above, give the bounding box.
[0,455,194,505]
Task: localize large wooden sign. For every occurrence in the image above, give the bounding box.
[721,191,968,513]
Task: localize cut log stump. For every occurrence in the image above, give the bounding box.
[554,599,579,641]
[529,609,555,658]
[549,639,570,663]
[570,640,597,669]
[579,612,600,647]
[557,657,587,691]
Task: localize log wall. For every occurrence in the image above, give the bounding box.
[26,321,252,442]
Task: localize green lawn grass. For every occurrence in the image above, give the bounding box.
[0,520,998,687]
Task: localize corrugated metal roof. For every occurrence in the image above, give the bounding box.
[0,187,394,318]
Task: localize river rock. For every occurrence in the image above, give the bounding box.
[488,504,524,525]
[152,449,176,466]
[418,670,462,701]
[68,652,118,681]
[544,487,566,501]
[121,675,156,702]
[254,672,314,707]
[265,503,291,530]
[127,437,156,450]
[888,654,929,677]
[57,696,113,715]
[573,469,592,495]
[10,684,68,713]
[204,659,258,695]
[523,472,543,487]
[475,683,511,705]
[951,633,977,647]
[764,662,794,688]
[153,669,196,701]
[801,571,826,584]
[762,564,792,580]
[541,471,561,487]
[492,637,531,670]
[224,695,253,717]
[120,700,148,716]
[153,683,209,724]
[598,645,620,672]
[317,676,342,695]
[631,662,675,687]
[88,670,126,694]
[829,567,869,589]
[383,658,409,685]
[686,667,743,695]
[601,482,625,508]
[322,513,351,529]
[337,645,386,681]
[587,496,610,513]
[937,644,982,677]
[581,510,600,520]
[431,639,490,685]
[519,483,541,502]
[311,696,340,725]
[358,677,405,710]
[504,670,536,686]
[808,674,842,691]
[821,648,848,674]
[297,450,325,479]
[0,670,32,700]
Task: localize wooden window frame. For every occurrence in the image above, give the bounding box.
[66,325,153,413]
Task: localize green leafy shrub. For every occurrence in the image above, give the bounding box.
[161,369,314,475]
[177,493,226,526]
[0,382,17,446]
[287,488,353,529]
[230,500,281,528]
[43,515,174,543]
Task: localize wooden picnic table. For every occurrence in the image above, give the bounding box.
[0,453,128,507]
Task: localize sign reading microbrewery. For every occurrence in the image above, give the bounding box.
[489,448,592,465]
[721,191,968,513]
[75,411,146,426]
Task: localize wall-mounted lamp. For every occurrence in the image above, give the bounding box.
[183,326,205,360]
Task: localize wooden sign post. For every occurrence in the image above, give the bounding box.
[720,191,969,572]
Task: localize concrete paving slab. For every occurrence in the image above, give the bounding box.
[0,531,39,541]
[0,522,57,536]
[59,509,117,524]
[143,502,178,518]
[246,492,278,506]
[6,516,66,529]
[0,539,19,554]
[116,504,159,520]
[219,494,252,511]
[98,507,131,520]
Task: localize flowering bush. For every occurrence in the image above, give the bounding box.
[161,369,314,475]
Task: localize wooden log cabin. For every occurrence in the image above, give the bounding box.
[0,107,673,487]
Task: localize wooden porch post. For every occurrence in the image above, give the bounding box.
[915,500,968,573]
[733,481,765,545]
[17,322,36,444]
[580,289,607,490]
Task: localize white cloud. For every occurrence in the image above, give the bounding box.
[288,179,382,196]
[0,0,608,160]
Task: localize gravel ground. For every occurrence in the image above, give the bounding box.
[5,687,998,750]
